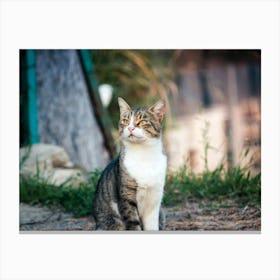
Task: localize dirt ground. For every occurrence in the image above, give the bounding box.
[20,202,261,232]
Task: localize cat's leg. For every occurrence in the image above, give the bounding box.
[95,212,126,230]
[119,188,142,231]
[120,198,142,230]
[93,200,125,231]
[142,208,160,230]
[141,188,163,230]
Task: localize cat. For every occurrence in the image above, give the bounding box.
[93,97,167,230]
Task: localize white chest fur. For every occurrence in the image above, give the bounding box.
[123,139,167,190]
[123,139,167,230]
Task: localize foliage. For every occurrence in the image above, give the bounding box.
[92,50,178,128]
[20,164,260,217]
[20,170,101,217]
[163,165,261,208]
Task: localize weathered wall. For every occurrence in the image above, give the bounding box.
[36,50,109,170]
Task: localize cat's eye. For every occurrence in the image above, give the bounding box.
[138,120,149,126]
[121,119,129,125]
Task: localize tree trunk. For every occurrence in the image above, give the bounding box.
[36,50,110,171]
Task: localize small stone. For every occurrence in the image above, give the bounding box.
[20,143,86,187]
[51,168,84,187]
[20,144,74,173]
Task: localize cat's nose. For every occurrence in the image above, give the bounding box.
[128,126,135,133]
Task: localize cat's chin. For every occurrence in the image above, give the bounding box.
[123,135,147,144]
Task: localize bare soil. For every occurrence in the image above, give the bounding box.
[20,202,261,232]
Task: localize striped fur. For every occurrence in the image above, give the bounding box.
[93,98,166,230]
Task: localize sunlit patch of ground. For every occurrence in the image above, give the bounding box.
[20,203,260,232]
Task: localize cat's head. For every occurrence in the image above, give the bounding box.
[118,97,166,144]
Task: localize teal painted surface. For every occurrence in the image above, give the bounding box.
[26,50,39,143]
[79,50,99,90]
[20,50,39,145]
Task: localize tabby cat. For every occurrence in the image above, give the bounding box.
[93,97,167,230]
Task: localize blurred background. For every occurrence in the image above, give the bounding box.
[20,49,261,174]
[20,50,261,230]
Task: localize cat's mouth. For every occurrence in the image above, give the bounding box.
[128,134,139,139]
[127,134,145,142]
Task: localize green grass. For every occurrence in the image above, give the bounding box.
[163,165,261,208]
[20,164,261,217]
[20,170,100,217]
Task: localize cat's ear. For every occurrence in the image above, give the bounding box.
[149,99,166,122]
[118,97,131,115]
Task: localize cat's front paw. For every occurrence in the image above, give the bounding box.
[130,225,142,231]
[126,221,142,231]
